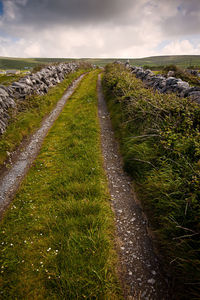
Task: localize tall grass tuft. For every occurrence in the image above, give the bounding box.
[103,63,200,299]
[0,70,122,299]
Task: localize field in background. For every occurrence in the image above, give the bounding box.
[1,55,200,70]
[0,57,73,70]
[87,55,200,68]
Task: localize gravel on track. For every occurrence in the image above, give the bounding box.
[97,74,170,300]
[0,74,85,218]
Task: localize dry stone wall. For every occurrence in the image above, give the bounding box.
[0,62,79,135]
[125,63,200,104]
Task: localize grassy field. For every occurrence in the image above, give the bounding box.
[0,70,121,299]
[85,55,200,68]
[0,68,89,167]
[1,55,200,70]
[0,74,25,86]
[0,57,74,70]
[103,63,200,300]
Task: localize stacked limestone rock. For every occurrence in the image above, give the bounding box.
[187,69,200,77]
[126,64,200,105]
[0,62,79,135]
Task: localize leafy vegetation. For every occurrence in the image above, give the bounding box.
[0,74,24,86]
[161,64,200,87]
[0,68,89,167]
[0,70,122,299]
[103,63,200,299]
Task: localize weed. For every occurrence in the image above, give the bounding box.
[0,70,122,299]
[103,63,200,299]
[0,69,89,167]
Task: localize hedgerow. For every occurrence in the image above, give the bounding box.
[103,63,200,299]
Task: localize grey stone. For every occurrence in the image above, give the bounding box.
[167,71,175,77]
[0,88,9,97]
[0,62,81,135]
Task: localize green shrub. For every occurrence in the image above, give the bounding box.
[162,64,200,87]
[103,63,200,299]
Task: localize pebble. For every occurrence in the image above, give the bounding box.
[151,270,156,275]
[148,278,156,285]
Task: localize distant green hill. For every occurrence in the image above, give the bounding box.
[0,57,75,70]
[86,55,200,68]
[0,55,200,70]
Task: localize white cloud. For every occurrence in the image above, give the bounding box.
[0,0,199,58]
[161,40,200,55]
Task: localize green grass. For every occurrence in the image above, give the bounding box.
[0,70,121,299]
[0,69,89,167]
[0,57,75,70]
[0,74,24,86]
[161,64,200,87]
[102,63,200,300]
[1,55,200,70]
[79,56,200,68]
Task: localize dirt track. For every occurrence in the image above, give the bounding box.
[0,74,85,217]
[0,72,170,299]
[97,74,170,300]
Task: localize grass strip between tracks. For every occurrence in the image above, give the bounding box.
[0,68,89,167]
[0,70,121,299]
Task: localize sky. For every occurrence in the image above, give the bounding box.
[0,0,199,58]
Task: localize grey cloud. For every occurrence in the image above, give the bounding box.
[2,0,139,27]
[161,0,200,36]
[0,0,199,58]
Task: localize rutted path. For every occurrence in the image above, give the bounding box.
[0,74,85,217]
[0,70,171,299]
[97,74,170,299]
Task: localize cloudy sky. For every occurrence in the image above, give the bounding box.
[0,0,199,58]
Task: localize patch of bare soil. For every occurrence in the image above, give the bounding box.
[97,74,170,300]
[0,74,85,218]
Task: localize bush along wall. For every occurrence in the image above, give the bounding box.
[103,63,200,299]
[0,62,80,135]
[124,62,200,104]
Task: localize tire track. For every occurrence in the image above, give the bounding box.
[0,73,86,217]
[97,74,170,300]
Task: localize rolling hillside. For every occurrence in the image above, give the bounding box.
[0,55,200,70]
